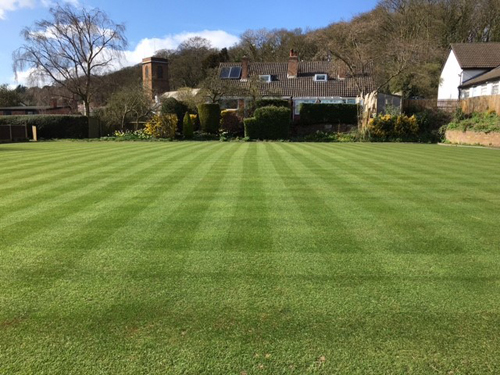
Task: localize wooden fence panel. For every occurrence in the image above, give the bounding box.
[460,95,500,115]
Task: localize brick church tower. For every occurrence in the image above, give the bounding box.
[142,57,170,100]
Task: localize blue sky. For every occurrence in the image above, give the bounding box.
[0,0,378,86]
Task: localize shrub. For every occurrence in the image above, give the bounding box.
[255,99,290,109]
[144,114,177,138]
[368,114,418,141]
[300,104,358,125]
[190,114,200,131]
[446,111,500,133]
[244,106,291,140]
[183,112,194,139]
[0,115,89,139]
[161,97,188,130]
[112,129,152,141]
[220,110,243,135]
[197,103,220,134]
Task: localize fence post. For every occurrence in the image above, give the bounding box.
[32,126,38,141]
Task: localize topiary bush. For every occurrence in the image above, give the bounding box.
[0,115,89,139]
[183,112,194,139]
[144,114,177,138]
[197,103,220,134]
[244,106,291,140]
[161,97,188,131]
[255,99,290,109]
[220,110,243,135]
[300,104,358,125]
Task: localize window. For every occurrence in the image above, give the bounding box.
[144,66,149,79]
[157,66,163,79]
[462,89,470,99]
[314,74,328,82]
[493,83,499,96]
[481,85,488,96]
[220,99,239,110]
[259,75,272,83]
[220,66,242,79]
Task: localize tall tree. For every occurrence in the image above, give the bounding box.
[0,84,22,107]
[13,4,127,117]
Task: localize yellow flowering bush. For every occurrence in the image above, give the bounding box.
[144,114,177,138]
[368,114,418,140]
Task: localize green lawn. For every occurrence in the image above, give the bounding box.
[1,141,500,374]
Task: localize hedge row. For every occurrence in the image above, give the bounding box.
[0,115,89,139]
[244,106,291,140]
[300,104,358,125]
[255,99,290,109]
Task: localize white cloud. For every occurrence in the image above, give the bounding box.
[0,0,79,19]
[122,30,240,66]
[40,0,79,8]
[0,0,36,19]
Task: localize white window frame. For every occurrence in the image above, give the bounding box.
[259,75,272,83]
[492,83,499,96]
[480,85,488,96]
[314,74,328,82]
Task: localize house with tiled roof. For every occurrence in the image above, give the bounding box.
[141,50,400,119]
[438,43,500,100]
[216,50,377,118]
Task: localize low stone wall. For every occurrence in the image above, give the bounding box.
[446,130,500,147]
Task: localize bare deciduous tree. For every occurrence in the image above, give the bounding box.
[13,4,127,117]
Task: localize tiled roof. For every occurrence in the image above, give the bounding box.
[219,61,375,98]
[451,43,500,69]
[460,66,500,87]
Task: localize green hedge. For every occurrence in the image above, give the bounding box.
[255,99,290,109]
[182,112,194,139]
[300,103,358,125]
[244,106,291,140]
[161,97,188,131]
[0,115,89,139]
[197,104,221,134]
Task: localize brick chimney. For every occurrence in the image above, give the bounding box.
[241,56,249,80]
[287,49,299,79]
[337,62,348,80]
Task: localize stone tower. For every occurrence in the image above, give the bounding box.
[142,57,169,100]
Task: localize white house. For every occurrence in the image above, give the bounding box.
[438,43,500,100]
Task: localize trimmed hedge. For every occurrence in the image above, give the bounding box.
[300,104,358,125]
[198,103,221,134]
[161,97,188,130]
[244,106,291,140]
[220,110,243,135]
[0,115,89,139]
[255,99,290,109]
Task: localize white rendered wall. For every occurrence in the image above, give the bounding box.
[438,51,463,100]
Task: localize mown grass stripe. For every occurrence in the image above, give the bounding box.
[0,143,225,320]
[297,143,500,254]
[0,142,201,230]
[0,142,193,201]
[0,143,208,254]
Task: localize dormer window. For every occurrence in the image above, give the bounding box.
[259,75,272,83]
[314,74,328,82]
